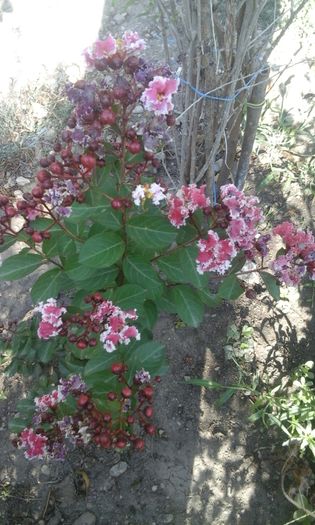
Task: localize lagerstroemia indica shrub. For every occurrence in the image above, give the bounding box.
[0,32,314,460]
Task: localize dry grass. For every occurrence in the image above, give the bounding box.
[0,67,72,188]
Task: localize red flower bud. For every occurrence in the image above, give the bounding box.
[77,394,89,407]
[99,109,116,126]
[81,154,96,170]
[31,231,43,243]
[126,141,141,154]
[111,363,124,375]
[144,424,156,436]
[133,438,145,450]
[142,385,154,399]
[121,386,132,398]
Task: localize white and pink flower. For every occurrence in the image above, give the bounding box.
[34,390,62,412]
[196,230,237,275]
[141,76,179,116]
[84,35,117,65]
[19,428,48,460]
[91,300,140,352]
[35,298,66,340]
[122,31,146,51]
[220,184,264,251]
[166,184,210,228]
[271,222,315,285]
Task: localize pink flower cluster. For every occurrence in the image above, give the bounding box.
[34,390,61,412]
[35,298,66,340]
[271,222,315,285]
[141,76,179,116]
[196,230,237,275]
[90,300,140,352]
[220,184,264,251]
[19,428,48,460]
[166,184,210,228]
[84,32,145,66]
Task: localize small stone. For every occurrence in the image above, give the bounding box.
[72,511,96,525]
[16,176,31,186]
[41,464,50,476]
[47,510,62,525]
[99,477,115,492]
[163,515,174,524]
[109,461,128,477]
[113,13,126,24]
[151,485,158,492]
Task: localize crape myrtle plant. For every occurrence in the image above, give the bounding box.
[0,32,314,460]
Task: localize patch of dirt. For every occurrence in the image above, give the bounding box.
[0,1,314,525]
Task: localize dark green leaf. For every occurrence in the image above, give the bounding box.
[113,284,147,309]
[123,256,163,300]
[79,232,124,268]
[261,271,281,301]
[218,274,244,300]
[84,352,117,376]
[179,246,208,288]
[126,215,176,250]
[176,224,198,244]
[0,253,43,281]
[197,289,222,308]
[37,340,59,364]
[170,285,204,327]
[140,300,158,330]
[124,341,167,384]
[31,269,71,302]
[9,417,31,433]
[0,235,17,253]
[78,267,119,292]
[157,251,185,282]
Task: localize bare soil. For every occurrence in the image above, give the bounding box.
[0,1,314,524]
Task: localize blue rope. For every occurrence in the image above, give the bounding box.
[179,68,264,103]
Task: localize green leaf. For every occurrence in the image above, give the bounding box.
[124,341,167,384]
[37,340,58,364]
[185,378,223,389]
[84,352,117,376]
[218,274,244,300]
[126,215,176,250]
[59,354,86,376]
[176,224,198,244]
[79,232,124,268]
[170,285,204,327]
[0,235,17,253]
[179,246,208,288]
[85,372,116,395]
[113,284,147,309]
[197,289,222,308]
[155,290,177,314]
[16,398,35,415]
[229,252,246,273]
[31,269,71,302]
[141,300,158,330]
[9,417,31,433]
[79,267,119,292]
[123,256,163,300]
[65,257,101,281]
[42,232,62,257]
[0,253,43,281]
[67,202,107,223]
[261,271,281,301]
[157,251,185,282]
[57,236,77,257]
